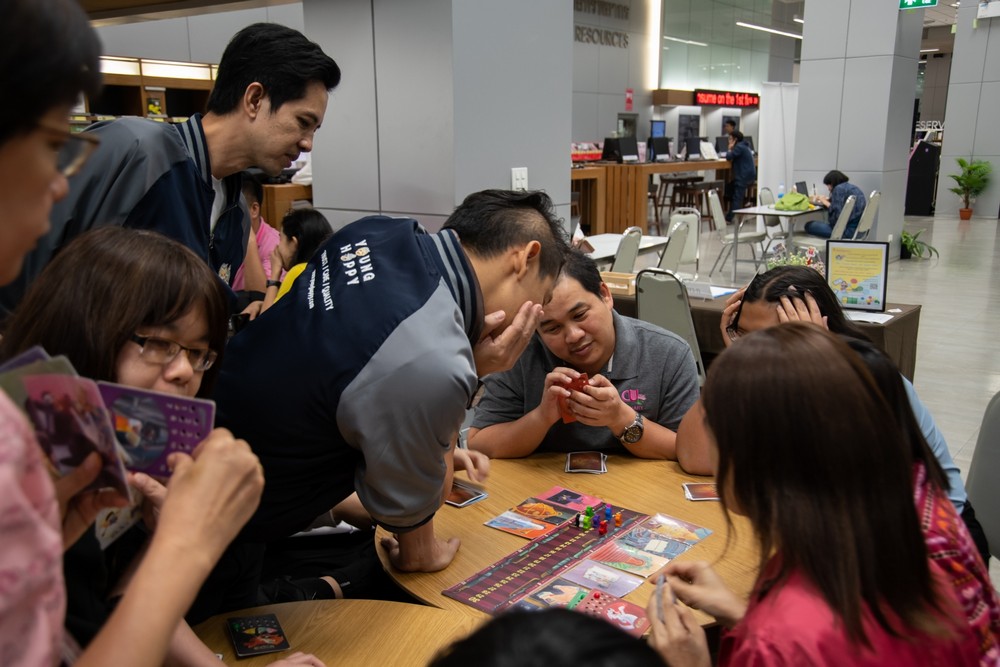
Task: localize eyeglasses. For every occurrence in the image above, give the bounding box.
[37,124,100,177]
[129,334,218,372]
[725,272,763,342]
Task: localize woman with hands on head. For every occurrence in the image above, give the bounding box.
[647,324,980,667]
[675,265,990,565]
[0,228,320,667]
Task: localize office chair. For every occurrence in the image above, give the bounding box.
[792,194,856,252]
[635,268,705,385]
[657,220,689,273]
[708,189,766,277]
[967,389,1000,558]
[610,226,642,273]
[758,186,789,254]
[851,191,880,240]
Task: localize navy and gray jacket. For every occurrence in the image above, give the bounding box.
[0,114,249,316]
[215,218,483,541]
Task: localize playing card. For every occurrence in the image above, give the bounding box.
[557,373,589,424]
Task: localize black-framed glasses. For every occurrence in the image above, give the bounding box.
[37,124,100,177]
[726,272,763,342]
[129,334,218,372]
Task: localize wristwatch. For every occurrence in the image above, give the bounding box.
[266,279,281,289]
[619,412,644,445]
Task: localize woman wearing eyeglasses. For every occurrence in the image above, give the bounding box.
[0,2,300,666]
[1,228,326,666]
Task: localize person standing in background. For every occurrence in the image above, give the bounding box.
[725,130,756,223]
[0,22,342,317]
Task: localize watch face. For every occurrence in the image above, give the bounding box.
[621,414,644,444]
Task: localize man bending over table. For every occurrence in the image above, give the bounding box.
[195,190,567,620]
[468,251,699,459]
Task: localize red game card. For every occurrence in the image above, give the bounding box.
[557,373,589,424]
[571,590,650,637]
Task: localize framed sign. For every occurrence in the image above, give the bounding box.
[825,241,889,312]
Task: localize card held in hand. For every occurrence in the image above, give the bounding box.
[226,613,291,658]
[97,382,215,477]
[557,373,589,424]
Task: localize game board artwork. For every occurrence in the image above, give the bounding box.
[444,504,646,614]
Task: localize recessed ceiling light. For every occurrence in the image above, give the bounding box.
[793,16,804,24]
[920,48,940,52]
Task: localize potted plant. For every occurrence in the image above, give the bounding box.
[947,157,992,220]
[900,229,938,260]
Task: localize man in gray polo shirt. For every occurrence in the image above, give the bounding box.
[469,250,699,459]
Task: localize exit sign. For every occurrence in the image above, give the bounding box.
[899,0,937,8]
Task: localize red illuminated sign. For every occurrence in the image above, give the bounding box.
[693,89,760,108]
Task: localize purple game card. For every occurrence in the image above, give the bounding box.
[0,345,50,373]
[97,382,215,477]
[21,374,130,498]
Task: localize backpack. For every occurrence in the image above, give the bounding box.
[774,191,812,211]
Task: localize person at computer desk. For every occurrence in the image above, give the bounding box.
[468,250,700,460]
[725,130,756,223]
[805,169,867,239]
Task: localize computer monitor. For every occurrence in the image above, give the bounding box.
[715,136,730,154]
[601,136,640,163]
[683,136,706,159]
[743,135,755,152]
[650,119,666,138]
[649,136,672,161]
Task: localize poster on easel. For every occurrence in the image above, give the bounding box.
[825,241,888,312]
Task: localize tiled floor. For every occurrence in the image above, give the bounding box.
[648,208,1000,584]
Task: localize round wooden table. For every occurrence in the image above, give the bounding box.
[193,599,483,666]
[376,453,759,626]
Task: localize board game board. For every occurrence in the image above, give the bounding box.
[444,491,712,616]
[444,504,646,614]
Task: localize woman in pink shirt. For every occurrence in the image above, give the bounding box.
[648,324,981,667]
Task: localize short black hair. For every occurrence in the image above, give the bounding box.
[724,119,737,129]
[731,130,745,143]
[443,189,568,280]
[281,208,333,265]
[429,609,664,667]
[823,170,850,189]
[241,172,263,206]
[207,23,341,116]
[0,0,102,146]
[559,250,603,298]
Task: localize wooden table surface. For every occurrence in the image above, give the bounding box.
[193,599,483,666]
[376,453,759,626]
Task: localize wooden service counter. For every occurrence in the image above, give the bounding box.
[571,160,736,235]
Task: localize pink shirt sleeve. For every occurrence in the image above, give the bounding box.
[256,220,282,280]
[0,393,65,667]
